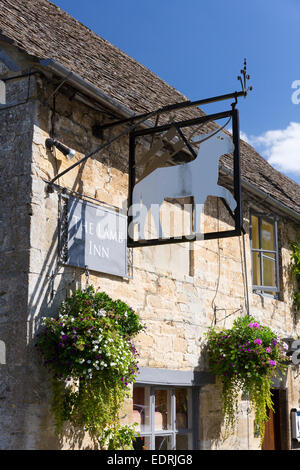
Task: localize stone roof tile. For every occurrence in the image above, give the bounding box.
[0,0,299,215]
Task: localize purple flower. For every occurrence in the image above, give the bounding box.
[266,347,272,353]
[268,360,277,366]
[248,322,260,328]
[254,339,262,345]
[272,340,278,346]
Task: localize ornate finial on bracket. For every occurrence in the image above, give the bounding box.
[237,58,253,95]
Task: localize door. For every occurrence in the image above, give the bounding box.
[262,389,288,450]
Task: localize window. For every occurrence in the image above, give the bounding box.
[250,213,279,298]
[132,385,193,450]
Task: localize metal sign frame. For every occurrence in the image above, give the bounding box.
[127,105,242,248]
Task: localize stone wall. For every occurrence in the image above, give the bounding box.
[0,63,39,449]
[1,70,299,450]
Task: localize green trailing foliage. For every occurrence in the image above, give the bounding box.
[35,286,145,449]
[206,315,289,444]
[290,241,300,310]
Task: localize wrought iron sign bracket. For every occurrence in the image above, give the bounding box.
[45,60,251,248]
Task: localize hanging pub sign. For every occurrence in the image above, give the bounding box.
[46,61,252,250]
[66,196,128,278]
[127,107,242,248]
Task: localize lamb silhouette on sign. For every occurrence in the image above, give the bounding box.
[132,130,236,239]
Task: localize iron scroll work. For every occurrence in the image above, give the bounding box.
[127,106,242,248]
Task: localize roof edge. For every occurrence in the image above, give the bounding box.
[39,58,154,130]
[220,165,300,223]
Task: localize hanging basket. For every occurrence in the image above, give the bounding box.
[206,315,289,443]
[35,286,145,449]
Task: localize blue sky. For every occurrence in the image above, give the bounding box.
[53,0,300,185]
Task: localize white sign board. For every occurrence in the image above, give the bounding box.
[67,197,128,278]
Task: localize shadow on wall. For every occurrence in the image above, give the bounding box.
[195,341,225,450]
[58,424,96,450]
[27,194,130,449]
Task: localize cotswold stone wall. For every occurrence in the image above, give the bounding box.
[1,71,299,450]
[0,63,39,449]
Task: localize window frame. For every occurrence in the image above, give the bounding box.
[133,384,196,450]
[249,211,280,299]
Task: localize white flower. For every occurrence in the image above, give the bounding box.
[97,309,107,317]
[282,342,289,350]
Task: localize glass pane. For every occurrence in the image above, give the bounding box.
[262,254,276,287]
[251,215,259,249]
[155,435,173,450]
[261,218,275,251]
[133,436,151,451]
[176,389,188,430]
[154,389,172,431]
[133,386,151,433]
[176,433,191,450]
[252,251,261,286]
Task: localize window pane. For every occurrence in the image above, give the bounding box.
[133,436,151,451]
[133,386,151,433]
[261,218,275,251]
[154,389,172,431]
[252,251,261,286]
[262,254,276,287]
[176,389,188,430]
[155,435,173,450]
[176,433,191,450]
[251,215,259,249]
